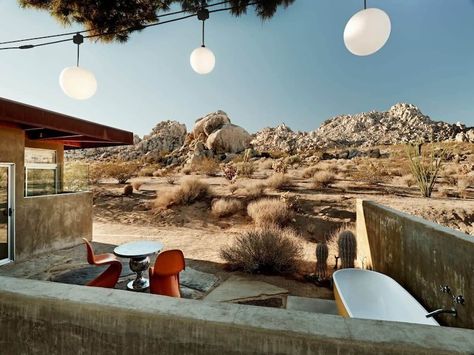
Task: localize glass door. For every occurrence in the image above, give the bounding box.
[0,164,14,265]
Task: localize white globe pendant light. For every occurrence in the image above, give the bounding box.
[344,1,391,56]
[60,66,97,100]
[190,46,215,75]
[59,33,97,100]
[190,7,215,75]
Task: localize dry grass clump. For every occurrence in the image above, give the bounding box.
[302,165,320,179]
[247,198,293,227]
[266,173,292,190]
[312,171,336,188]
[191,157,220,176]
[317,161,338,174]
[181,166,192,175]
[155,177,210,209]
[211,198,244,217]
[237,161,255,177]
[220,227,303,274]
[241,182,266,199]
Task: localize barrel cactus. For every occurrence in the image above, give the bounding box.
[315,242,329,279]
[338,231,357,268]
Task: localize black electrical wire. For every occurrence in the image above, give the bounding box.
[0,0,232,46]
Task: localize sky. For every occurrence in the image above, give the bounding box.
[1,0,474,137]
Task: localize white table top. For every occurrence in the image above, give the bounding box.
[114,241,164,258]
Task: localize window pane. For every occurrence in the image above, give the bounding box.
[26,169,56,196]
[25,148,56,164]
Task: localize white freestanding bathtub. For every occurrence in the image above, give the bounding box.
[333,269,439,326]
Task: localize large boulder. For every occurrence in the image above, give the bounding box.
[193,110,230,139]
[206,124,252,154]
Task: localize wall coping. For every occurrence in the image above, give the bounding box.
[361,200,473,243]
[0,276,473,353]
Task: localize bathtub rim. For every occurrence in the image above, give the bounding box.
[333,268,439,326]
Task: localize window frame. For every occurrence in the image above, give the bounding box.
[24,148,59,197]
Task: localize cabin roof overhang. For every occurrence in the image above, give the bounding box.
[0,97,133,149]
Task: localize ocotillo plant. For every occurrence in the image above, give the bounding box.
[338,231,357,268]
[315,241,329,279]
[405,143,446,198]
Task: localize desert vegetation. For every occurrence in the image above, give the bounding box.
[220,227,303,274]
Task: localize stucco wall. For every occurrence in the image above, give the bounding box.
[356,199,474,329]
[0,124,92,260]
[0,276,473,355]
[16,192,92,258]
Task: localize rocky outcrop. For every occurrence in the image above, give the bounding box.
[193,110,231,139]
[251,103,474,153]
[206,124,252,154]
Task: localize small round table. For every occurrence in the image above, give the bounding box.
[114,240,163,291]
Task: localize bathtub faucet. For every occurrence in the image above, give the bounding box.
[425,308,457,318]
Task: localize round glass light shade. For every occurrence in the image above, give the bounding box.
[343,8,391,56]
[59,66,97,100]
[190,46,215,74]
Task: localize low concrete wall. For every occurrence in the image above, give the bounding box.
[15,192,92,259]
[0,276,473,354]
[356,199,474,329]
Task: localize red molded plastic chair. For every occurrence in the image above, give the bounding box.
[149,249,185,297]
[82,238,122,288]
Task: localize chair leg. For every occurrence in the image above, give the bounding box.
[87,261,122,288]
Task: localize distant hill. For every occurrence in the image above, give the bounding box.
[251,103,474,152]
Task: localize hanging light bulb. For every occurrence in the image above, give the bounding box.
[190,7,215,74]
[59,33,97,100]
[344,0,391,56]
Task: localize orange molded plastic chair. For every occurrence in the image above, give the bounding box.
[149,249,185,297]
[82,238,122,288]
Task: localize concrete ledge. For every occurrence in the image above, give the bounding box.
[0,276,473,354]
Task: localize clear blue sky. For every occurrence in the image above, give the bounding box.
[1,0,474,136]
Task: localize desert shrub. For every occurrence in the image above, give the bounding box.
[123,184,133,196]
[220,227,302,274]
[88,163,105,184]
[317,161,338,174]
[247,198,293,227]
[302,165,320,179]
[63,161,89,191]
[285,154,301,166]
[222,164,238,183]
[272,160,288,173]
[211,198,244,217]
[132,181,143,191]
[102,161,139,184]
[406,144,446,198]
[138,166,157,177]
[191,157,220,176]
[242,182,266,199]
[312,171,336,188]
[237,161,255,178]
[155,177,210,209]
[266,173,292,190]
[352,161,390,185]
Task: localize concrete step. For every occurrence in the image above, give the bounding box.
[286,295,339,315]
